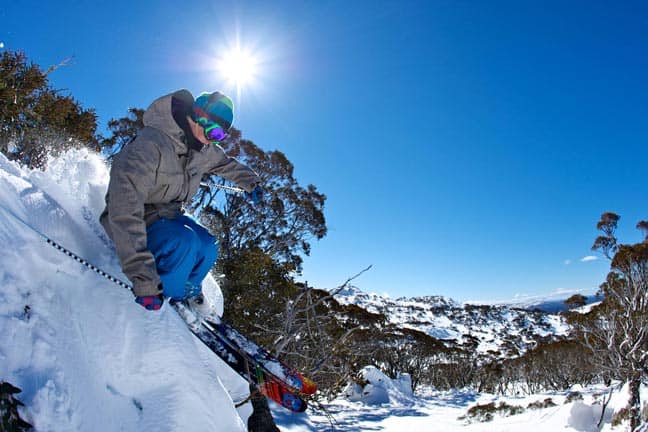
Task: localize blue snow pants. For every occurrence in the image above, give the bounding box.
[146,215,218,300]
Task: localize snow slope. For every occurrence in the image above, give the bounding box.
[0,150,250,431]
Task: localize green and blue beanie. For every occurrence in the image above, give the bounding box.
[192,91,234,131]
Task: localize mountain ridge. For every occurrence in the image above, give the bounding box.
[330,285,572,358]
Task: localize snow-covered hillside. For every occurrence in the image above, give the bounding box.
[333,286,569,357]
[0,150,250,431]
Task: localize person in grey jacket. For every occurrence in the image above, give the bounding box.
[100,89,262,310]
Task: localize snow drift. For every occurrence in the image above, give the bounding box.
[343,366,414,406]
[0,150,250,431]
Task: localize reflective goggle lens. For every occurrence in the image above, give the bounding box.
[196,116,228,142]
[204,123,228,142]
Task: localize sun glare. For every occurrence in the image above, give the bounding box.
[217,47,258,88]
[205,32,272,108]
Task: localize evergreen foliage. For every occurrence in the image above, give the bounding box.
[461,401,525,423]
[0,50,99,169]
[101,108,144,158]
[0,382,32,431]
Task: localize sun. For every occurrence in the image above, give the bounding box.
[204,31,271,108]
[216,46,259,89]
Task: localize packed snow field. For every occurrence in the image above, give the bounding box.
[0,150,637,431]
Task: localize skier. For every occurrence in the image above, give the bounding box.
[100,89,262,311]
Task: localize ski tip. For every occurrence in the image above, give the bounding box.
[299,377,318,395]
[280,392,308,413]
[260,382,308,413]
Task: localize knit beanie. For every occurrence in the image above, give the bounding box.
[192,91,234,131]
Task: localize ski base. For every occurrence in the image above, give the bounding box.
[204,318,317,395]
[172,302,309,412]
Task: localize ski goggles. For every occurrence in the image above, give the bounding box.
[192,108,229,142]
[195,116,228,142]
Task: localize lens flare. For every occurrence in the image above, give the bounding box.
[217,46,258,88]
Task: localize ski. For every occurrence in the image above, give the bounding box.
[204,318,317,396]
[172,302,309,412]
[0,207,313,413]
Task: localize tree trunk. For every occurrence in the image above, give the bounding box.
[629,376,641,432]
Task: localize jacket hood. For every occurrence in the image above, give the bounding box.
[142,89,195,154]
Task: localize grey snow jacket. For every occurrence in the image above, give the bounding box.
[100,89,260,297]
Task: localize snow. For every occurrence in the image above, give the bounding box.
[342,366,414,405]
[275,378,633,432]
[332,284,570,358]
[0,150,248,431]
[0,149,635,431]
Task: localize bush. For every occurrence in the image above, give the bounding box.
[460,401,525,423]
[528,398,557,410]
[565,392,584,404]
[612,407,630,427]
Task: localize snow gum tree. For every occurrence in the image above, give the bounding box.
[579,212,648,431]
[565,293,588,309]
[101,108,145,158]
[194,129,327,275]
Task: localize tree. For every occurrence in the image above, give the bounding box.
[194,130,327,275]
[0,50,98,168]
[578,212,648,431]
[100,108,144,158]
[190,132,327,354]
[373,327,445,391]
[564,294,588,309]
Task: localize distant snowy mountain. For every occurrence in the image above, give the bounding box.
[332,286,570,357]
[469,292,603,313]
[506,295,601,314]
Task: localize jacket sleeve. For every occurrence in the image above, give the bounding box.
[204,144,262,192]
[105,138,162,297]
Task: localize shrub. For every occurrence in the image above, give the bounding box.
[565,392,584,404]
[528,398,557,410]
[461,401,525,423]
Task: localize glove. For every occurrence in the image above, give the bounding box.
[245,185,263,205]
[135,294,164,311]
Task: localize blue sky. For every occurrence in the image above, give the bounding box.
[2,1,647,301]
